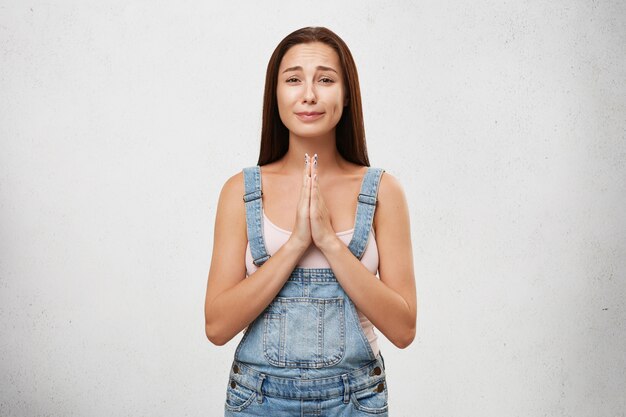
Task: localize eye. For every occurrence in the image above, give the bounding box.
[320,77,334,84]
[286,77,299,83]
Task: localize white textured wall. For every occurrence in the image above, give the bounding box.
[1,1,625,416]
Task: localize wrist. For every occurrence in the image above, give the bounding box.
[318,235,343,255]
[286,237,310,254]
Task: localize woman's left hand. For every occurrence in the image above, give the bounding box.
[309,154,340,251]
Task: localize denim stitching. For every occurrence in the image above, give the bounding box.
[262,297,346,368]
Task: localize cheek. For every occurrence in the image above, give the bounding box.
[276,87,298,126]
[328,94,344,118]
[331,105,344,122]
[277,86,298,107]
[276,86,285,106]
[276,89,290,117]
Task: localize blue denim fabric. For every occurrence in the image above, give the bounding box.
[226,165,387,416]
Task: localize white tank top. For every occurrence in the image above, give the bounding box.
[244,208,380,357]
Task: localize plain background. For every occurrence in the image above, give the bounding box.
[1,1,625,416]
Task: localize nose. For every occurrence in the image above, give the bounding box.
[302,81,317,104]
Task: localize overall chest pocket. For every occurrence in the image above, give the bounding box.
[263,297,346,368]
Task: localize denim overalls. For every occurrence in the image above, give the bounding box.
[224,165,388,416]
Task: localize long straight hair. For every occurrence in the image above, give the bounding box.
[257,27,370,167]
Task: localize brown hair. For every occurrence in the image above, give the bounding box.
[257,26,370,167]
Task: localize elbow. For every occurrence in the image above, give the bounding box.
[392,305,417,349]
[394,325,416,349]
[205,322,227,346]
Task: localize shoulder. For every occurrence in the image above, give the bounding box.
[373,170,408,229]
[377,170,405,203]
[217,169,249,214]
[220,170,244,199]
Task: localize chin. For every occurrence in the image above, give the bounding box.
[291,128,332,138]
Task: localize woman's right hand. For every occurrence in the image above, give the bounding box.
[289,153,313,250]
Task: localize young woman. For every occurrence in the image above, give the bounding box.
[205,26,417,416]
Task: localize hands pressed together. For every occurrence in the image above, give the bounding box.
[290,153,339,252]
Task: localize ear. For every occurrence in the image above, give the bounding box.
[344,95,349,107]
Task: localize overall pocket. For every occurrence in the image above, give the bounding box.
[350,379,389,415]
[263,296,345,368]
[224,379,256,412]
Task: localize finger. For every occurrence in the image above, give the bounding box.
[311,153,317,192]
[299,154,309,208]
[305,155,312,198]
[311,174,320,210]
[303,153,311,190]
[308,172,315,210]
[305,176,311,214]
[314,173,321,201]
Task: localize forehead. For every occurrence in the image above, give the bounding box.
[279,42,341,71]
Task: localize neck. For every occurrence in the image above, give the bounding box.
[278,129,346,175]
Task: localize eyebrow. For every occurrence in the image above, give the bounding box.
[281,65,338,74]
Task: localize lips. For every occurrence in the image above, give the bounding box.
[294,111,325,122]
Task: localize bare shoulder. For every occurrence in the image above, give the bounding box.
[374,171,408,230]
[219,170,245,204]
[214,169,247,241]
[376,171,407,216]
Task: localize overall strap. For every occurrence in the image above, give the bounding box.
[348,167,385,260]
[242,165,270,267]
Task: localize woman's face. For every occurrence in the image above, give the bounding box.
[276,42,348,138]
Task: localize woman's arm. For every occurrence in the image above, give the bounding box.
[204,172,308,346]
[319,172,418,348]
